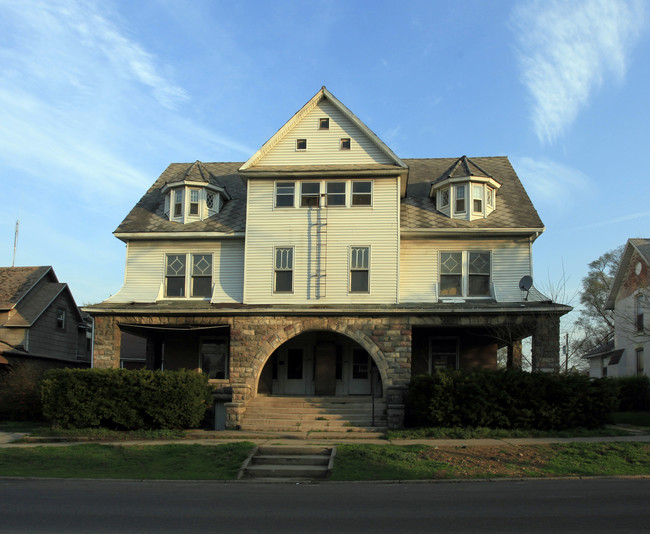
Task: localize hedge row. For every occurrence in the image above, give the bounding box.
[614,375,650,411]
[407,369,617,430]
[41,369,214,430]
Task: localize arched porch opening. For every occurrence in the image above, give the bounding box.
[256,330,384,398]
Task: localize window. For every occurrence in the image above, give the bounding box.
[55,308,66,330]
[200,338,228,379]
[296,138,307,150]
[440,251,491,298]
[319,118,329,130]
[275,182,295,207]
[191,254,212,297]
[165,254,186,297]
[429,338,458,372]
[326,182,346,206]
[189,189,200,216]
[165,254,212,298]
[350,246,369,293]
[340,138,351,150]
[455,185,466,213]
[636,294,644,334]
[441,189,449,208]
[352,181,372,206]
[440,252,462,296]
[487,187,494,209]
[637,348,645,376]
[274,247,293,293]
[206,191,217,215]
[173,189,184,217]
[473,185,483,213]
[164,194,170,216]
[301,182,320,207]
[352,349,369,379]
[468,252,491,296]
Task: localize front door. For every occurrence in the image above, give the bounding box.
[280,347,308,395]
[314,342,337,396]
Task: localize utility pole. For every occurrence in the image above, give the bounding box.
[12,220,19,267]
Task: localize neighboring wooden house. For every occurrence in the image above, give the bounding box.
[589,239,649,378]
[0,266,92,368]
[87,87,570,429]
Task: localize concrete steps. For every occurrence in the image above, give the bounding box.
[240,395,387,433]
[239,446,335,480]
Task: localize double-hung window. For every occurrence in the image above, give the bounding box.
[455,185,466,213]
[473,185,483,213]
[165,253,212,298]
[350,246,370,293]
[189,189,200,216]
[275,182,295,207]
[301,182,320,207]
[200,337,228,379]
[352,181,372,206]
[429,338,458,372]
[439,251,491,298]
[636,294,644,334]
[326,182,346,206]
[274,247,293,293]
[55,308,66,330]
[173,189,184,218]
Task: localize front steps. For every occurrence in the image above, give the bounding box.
[240,395,387,433]
[239,446,334,480]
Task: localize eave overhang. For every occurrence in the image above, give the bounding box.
[401,227,545,241]
[113,231,246,243]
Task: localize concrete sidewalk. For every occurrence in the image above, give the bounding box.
[2,428,650,449]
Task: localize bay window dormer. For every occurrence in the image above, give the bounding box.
[429,156,501,221]
[161,161,230,224]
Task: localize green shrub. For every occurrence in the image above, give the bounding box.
[406,369,617,430]
[612,376,650,411]
[41,369,214,430]
[0,362,47,421]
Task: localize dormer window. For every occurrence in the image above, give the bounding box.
[319,118,329,130]
[441,189,449,208]
[174,190,184,217]
[296,138,307,150]
[163,184,228,223]
[189,189,200,215]
[472,185,483,213]
[487,187,494,209]
[455,185,466,213]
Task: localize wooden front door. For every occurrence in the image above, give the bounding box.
[314,342,337,396]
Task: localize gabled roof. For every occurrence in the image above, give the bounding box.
[432,155,496,183]
[0,266,53,310]
[605,238,650,310]
[239,86,407,173]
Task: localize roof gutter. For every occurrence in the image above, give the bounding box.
[113,232,246,242]
[401,227,545,239]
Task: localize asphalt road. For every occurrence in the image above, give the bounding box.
[1,478,649,533]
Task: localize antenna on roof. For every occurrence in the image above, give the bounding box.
[12,220,19,267]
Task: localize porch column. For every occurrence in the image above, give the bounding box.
[531,314,560,373]
[92,315,121,368]
[507,340,523,369]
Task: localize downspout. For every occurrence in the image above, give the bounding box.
[90,317,95,368]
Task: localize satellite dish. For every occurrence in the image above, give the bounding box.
[519,276,533,291]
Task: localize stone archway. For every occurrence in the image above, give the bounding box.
[246,319,391,398]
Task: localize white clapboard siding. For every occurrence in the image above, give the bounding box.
[244,178,399,304]
[106,240,245,303]
[399,238,532,303]
[257,100,393,166]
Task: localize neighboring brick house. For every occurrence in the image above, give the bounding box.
[0,266,92,368]
[589,239,649,378]
[86,87,570,429]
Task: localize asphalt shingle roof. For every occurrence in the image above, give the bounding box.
[114,157,543,236]
[0,266,51,310]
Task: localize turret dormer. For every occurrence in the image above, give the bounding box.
[429,156,501,221]
[161,161,231,223]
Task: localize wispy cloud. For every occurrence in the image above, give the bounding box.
[511,0,645,144]
[511,156,590,209]
[571,211,650,231]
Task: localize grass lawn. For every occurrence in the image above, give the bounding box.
[330,442,650,481]
[0,442,254,480]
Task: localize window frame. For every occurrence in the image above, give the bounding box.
[164,253,213,299]
[454,185,466,214]
[349,246,370,293]
[439,250,492,299]
[189,188,201,216]
[319,118,330,130]
[296,138,307,151]
[472,184,483,213]
[428,337,459,373]
[173,189,184,219]
[635,293,644,334]
[274,247,294,294]
[340,137,351,150]
[199,337,229,380]
[275,182,295,208]
[325,181,346,207]
[300,182,321,208]
[636,347,645,376]
[351,181,372,207]
[440,188,450,208]
[55,308,66,330]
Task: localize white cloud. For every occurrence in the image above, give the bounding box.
[511,156,589,208]
[512,0,645,144]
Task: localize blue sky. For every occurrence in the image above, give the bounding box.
[1,0,648,331]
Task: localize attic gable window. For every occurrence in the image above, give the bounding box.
[319,118,329,130]
[296,138,307,151]
[56,308,66,330]
[340,138,351,150]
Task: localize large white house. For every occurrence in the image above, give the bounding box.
[588,239,649,378]
[87,87,569,429]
